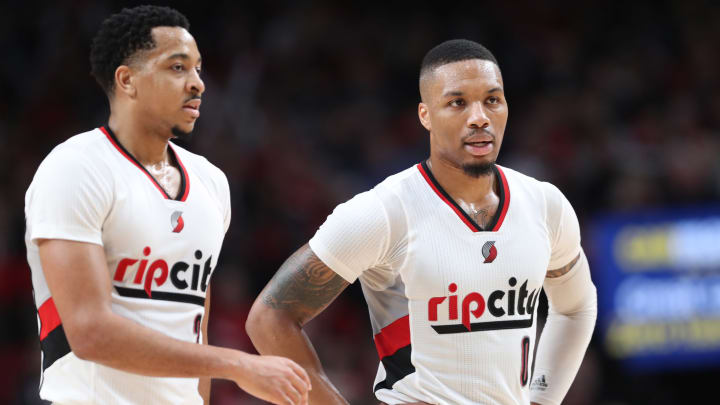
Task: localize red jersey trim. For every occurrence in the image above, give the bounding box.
[417,162,510,232]
[38,298,62,340]
[374,315,411,359]
[417,163,480,231]
[170,143,191,201]
[100,126,190,202]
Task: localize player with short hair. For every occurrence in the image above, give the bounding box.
[246,39,597,405]
[25,5,310,405]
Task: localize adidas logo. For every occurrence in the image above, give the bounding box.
[530,374,548,391]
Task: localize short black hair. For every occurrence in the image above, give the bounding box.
[90,5,190,96]
[420,39,499,80]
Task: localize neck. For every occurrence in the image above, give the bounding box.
[427,154,497,204]
[108,111,170,165]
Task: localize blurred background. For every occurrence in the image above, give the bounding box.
[1,0,719,404]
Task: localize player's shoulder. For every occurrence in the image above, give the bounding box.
[500,165,565,199]
[169,141,230,200]
[170,142,227,181]
[27,128,115,202]
[373,164,423,194]
[500,165,570,221]
[36,128,114,173]
[48,127,109,157]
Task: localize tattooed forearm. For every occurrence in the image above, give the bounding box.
[546,252,581,278]
[261,244,350,325]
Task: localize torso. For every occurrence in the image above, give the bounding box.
[25,127,230,404]
[365,163,553,405]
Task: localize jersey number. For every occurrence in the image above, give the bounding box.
[520,336,530,386]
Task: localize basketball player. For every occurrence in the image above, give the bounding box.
[24,6,310,405]
[246,39,597,405]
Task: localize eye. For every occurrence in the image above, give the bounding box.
[487,96,500,104]
[172,64,185,72]
[449,99,465,107]
[195,66,202,74]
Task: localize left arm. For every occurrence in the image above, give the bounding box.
[198,286,211,404]
[530,252,597,405]
[531,184,597,405]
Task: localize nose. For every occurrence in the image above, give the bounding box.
[467,102,490,129]
[187,69,205,96]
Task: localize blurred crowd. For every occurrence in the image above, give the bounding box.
[1,1,718,404]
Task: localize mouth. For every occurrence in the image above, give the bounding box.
[463,140,494,157]
[182,99,201,119]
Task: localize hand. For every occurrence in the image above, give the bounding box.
[235,354,312,405]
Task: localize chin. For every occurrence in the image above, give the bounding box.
[461,160,496,178]
[171,123,196,138]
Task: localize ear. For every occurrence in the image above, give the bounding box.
[418,102,431,132]
[114,65,136,98]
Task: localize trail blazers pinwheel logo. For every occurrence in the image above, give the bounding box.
[171,211,185,233]
[482,241,497,263]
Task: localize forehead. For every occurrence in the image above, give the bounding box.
[430,59,503,94]
[145,26,200,61]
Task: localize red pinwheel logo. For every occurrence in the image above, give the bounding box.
[171,211,185,233]
[482,241,497,263]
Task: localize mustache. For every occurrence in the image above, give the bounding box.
[462,127,495,141]
[184,94,202,103]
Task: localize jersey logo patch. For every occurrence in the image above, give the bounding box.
[171,211,185,233]
[482,241,497,263]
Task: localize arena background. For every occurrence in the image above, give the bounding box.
[1,1,719,404]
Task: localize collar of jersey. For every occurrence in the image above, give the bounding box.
[100,126,190,202]
[417,161,510,232]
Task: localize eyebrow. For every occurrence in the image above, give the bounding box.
[166,53,202,64]
[442,87,504,97]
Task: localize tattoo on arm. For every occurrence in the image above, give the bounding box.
[261,244,350,325]
[546,252,581,278]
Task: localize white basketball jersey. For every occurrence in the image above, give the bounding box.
[25,127,231,405]
[309,162,581,405]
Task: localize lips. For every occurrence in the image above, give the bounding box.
[463,132,494,156]
[182,99,201,118]
[464,140,493,156]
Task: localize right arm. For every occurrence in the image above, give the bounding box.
[246,243,351,405]
[39,238,310,405]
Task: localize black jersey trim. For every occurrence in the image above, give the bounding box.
[373,344,415,392]
[41,325,72,371]
[101,126,189,202]
[115,286,206,307]
[431,317,534,334]
[418,161,508,232]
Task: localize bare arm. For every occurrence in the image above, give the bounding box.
[199,286,212,404]
[39,239,310,405]
[247,243,351,405]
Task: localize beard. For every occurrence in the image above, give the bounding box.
[171,125,193,139]
[461,161,496,178]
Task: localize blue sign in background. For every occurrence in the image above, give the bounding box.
[590,205,720,371]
